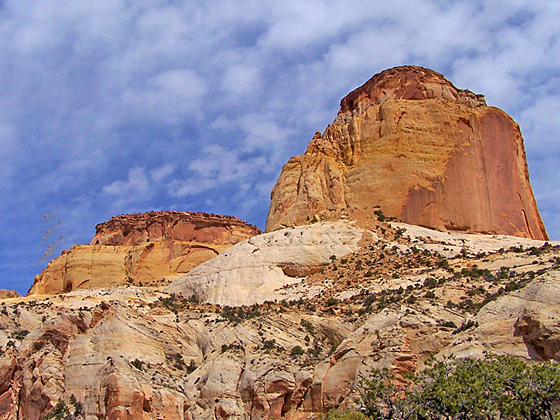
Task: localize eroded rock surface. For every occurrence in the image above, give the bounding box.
[0,290,20,300]
[92,211,260,246]
[1,223,559,420]
[267,66,547,240]
[165,221,365,306]
[3,66,557,420]
[28,211,262,296]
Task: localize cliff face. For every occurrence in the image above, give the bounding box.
[27,211,262,296]
[5,65,558,420]
[266,66,548,240]
[92,211,261,246]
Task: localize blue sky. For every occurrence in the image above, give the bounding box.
[0,0,559,295]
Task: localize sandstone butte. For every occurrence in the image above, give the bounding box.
[27,211,262,296]
[266,65,548,241]
[0,290,19,300]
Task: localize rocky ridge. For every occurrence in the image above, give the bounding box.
[92,211,260,246]
[1,220,559,420]
[28,211,262,296]
[266,66,547,240]
[165,221,364,306]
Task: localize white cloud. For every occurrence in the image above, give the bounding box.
[0,122,16,156]
[222,65,263,97]
[0,126,15,188]
[118,69,207,124]
[101,167,151,206]
[169,145,269,198]
[240,113,294,155]
[151,164,174,182]
[520,96,560,141]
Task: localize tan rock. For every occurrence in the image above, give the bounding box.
[443,271,560,360]
[28,211,262,296]
[266,66,547,240]
[0,290,20,300]
[3,212,559,420]
[0,351,17,420]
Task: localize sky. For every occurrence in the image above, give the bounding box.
[0,0,559,295]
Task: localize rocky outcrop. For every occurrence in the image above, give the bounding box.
[1,225,558,420]
[0,290,20,300]
[5,66,558,420]
[267,66,548,240]
[165,221,365,306]
[2,221,560,419]
[28,211,262,296]
[92,211,261,246]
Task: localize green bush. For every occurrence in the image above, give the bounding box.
[326,409,370,420]
[356,354,560,420]
[291,345,304,357]
[326,297,339,307]
[131,359,144,370]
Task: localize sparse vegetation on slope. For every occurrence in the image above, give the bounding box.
[350,354,560,420]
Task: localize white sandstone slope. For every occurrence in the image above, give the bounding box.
[391,222,551,257]
[165,222,365,306]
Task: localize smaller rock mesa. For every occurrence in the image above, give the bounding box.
[0,289,20,300]
[28,211,262,296]
[266,65,548,240]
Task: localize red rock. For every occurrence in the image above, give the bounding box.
[92,211,262,246]
[266,66,548,240]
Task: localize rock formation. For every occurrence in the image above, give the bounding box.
[267,66,548,240]
[0,290,20,300]
[1,221,558,420]
[91,211,260,246]
[28,211,261,296]
[2,65,558,420]
[165,221,364,306]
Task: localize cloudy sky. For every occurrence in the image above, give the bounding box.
[0,0,559,294]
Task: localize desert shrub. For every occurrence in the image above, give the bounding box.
[41,401,72,420]
[131,359,144,370]
[326,297,339,307]
[291,345,304,357]
[423,277,438,288]
[301,318,315,335]
[424,290,436,299]
[356,354,560,420]
[326,408,370,420]
[14,330,29,340]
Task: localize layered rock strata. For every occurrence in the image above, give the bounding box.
[267,66,548,240]
[28,211,262,296]
[1,224,558,420]
[91,211,260,246]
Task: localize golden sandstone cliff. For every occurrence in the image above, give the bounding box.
[267,66,548,240]
[27,211,262,296]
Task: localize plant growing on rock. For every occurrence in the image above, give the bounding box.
[355,354,560,420]
[291,345,304,357]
